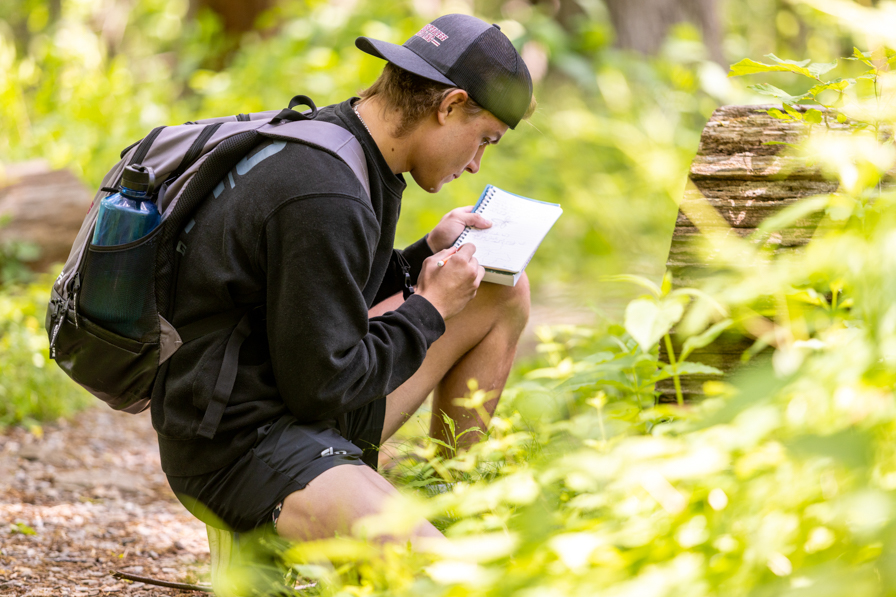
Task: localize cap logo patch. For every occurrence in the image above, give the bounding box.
[415,24,449,47]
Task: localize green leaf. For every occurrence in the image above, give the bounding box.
[624,297,684,352]
[804,108,823,124]
[12,522,36,535]
[442,412,456,438]
[754,195,829,234]
[661,361,723,376]
[729,58,796,78]
[765,53,811,68]
[601,274,661,297]
[783,103,803,120]
[807,60,838,77]
[679,319,733,361]
[766,108,793,121]
[428,437,455,451]
[808,78,850,96]
[729,55,817,79]
[583,351,616,365]
[660,271,673,297]
[749,83,809,103]
[787,428,872,469]
[845,47,875,68]
[668,288,727,316]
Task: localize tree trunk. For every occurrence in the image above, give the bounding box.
[188,0,274,34]
[658,105,844,402]
[0,161,92,272]
[603,0,725,65]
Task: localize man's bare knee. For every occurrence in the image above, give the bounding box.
[475,272,530,334]
[275,464,441,545]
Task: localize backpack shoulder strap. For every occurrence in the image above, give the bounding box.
[258,121,371,201]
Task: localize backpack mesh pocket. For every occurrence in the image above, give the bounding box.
[78,226,161,341]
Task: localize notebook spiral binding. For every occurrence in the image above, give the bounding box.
[453,186,497,248]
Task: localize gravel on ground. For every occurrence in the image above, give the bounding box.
[0,407,210,596]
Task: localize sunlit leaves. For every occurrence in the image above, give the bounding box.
[624,296,686,353]
[728,54,829,80]
[679,319,732,361]
[748,83,809,103]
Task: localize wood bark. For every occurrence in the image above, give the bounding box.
[658,104,841,402]
[0,161,92,272]
[188,0,274,34]
[603,0,725,65]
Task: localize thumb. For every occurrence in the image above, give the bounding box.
[431,246,459,265]
[433,246,459,259]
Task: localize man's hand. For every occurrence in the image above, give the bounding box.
[416,244,485,320]
[426,206,492,252]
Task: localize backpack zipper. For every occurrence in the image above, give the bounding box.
[71,273,81,329]
[171,123,223,179]
[129,126,166,166]
[48,273,81,359]
[396,251,415,300]
[48,299,64,359]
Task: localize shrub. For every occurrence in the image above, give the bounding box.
[0,276,92,427]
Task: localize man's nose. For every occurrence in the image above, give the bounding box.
[465,146,485,174]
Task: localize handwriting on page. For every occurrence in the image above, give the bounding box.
[458,190,561,272]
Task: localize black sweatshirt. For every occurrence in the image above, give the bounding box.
[153,99,445,477]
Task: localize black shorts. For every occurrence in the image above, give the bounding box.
[166,397,386,533]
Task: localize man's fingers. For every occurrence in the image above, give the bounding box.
[474,264,486,286]
[455,243,477,259]
[460,212,491,229]
[432,246,459,261]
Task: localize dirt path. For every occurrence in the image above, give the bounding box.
[0,407,210,596]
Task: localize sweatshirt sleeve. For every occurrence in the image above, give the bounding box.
[262,196,445,422]
[372,235,434,304]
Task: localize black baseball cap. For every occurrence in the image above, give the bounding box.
[355,14,533,129]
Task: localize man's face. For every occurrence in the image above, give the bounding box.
[409,105,508,193]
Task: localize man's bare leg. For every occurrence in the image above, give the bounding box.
[275,276,529,545]
[277,464,443,545]
[377,274,530,451]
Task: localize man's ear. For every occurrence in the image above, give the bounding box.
[437,89,470,125]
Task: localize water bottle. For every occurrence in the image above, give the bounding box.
[92,165,160,246]
[80,164,161,339]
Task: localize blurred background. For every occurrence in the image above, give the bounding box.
[0,0,867,313]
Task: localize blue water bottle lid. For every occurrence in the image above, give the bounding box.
[122,165,156,194]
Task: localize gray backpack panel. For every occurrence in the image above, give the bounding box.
[47,97,370,434]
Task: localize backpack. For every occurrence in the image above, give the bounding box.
[45,96,372,439]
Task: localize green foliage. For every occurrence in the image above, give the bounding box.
[0,238,40,286]
[729,46,896,133]
[269,38,896,597]
[10,1,896,595]
[0,276,92,427]
[0,0,731,290]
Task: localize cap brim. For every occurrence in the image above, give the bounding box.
[355,37,457,87]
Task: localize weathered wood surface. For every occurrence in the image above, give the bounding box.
[659,104,840,402]
[0,160,92,271]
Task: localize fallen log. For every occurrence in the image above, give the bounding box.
[658,104,840,402]
[0,160,92,272]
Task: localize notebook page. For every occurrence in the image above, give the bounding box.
[455,187,562,273]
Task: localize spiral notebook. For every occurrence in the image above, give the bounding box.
[452,185,563,286]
